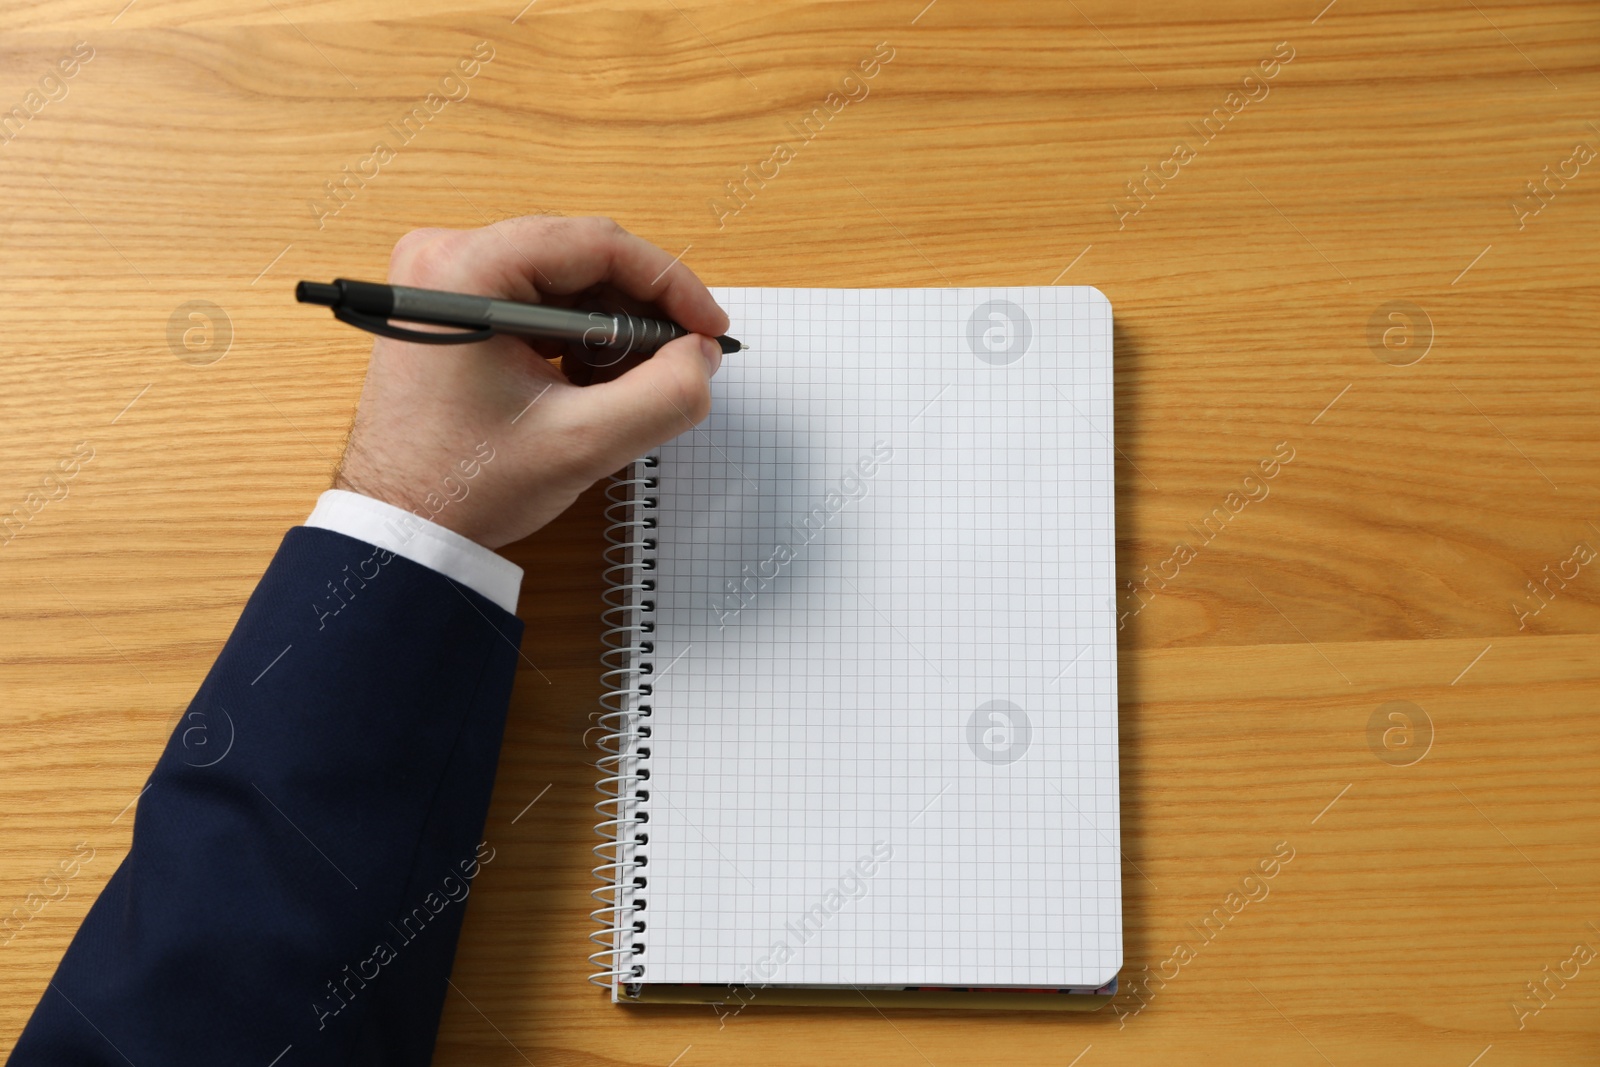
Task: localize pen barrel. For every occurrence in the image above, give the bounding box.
[484,297,684,354]
[385,284,687,355]
[390,285,491,324]
[607,313,685,356]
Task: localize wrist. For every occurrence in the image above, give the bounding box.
[333,448,496,549]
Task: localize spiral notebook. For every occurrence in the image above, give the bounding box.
[590,287,1121,1009]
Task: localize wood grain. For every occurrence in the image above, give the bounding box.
[2,0,1598,1063]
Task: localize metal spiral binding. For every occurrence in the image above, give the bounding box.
[588,453,658,996]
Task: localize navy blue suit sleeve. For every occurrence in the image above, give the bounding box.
[9,526,524,1066]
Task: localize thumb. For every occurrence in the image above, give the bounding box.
[569,333,720,474]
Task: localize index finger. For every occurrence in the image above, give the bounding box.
[485,216,730,337]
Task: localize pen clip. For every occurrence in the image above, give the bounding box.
[332,306,495,346]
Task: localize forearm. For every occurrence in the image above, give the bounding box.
[10,525,522,1066]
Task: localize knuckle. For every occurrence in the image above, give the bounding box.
[491,213,558,239]
[584,215,625,237]
[389,226,443,263]
[388,228,463,287]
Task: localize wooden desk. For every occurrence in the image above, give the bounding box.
[2,0,1597,1062]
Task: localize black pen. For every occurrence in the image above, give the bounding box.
[296,278,743,356]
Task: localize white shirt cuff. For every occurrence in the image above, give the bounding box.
[304,489,523,614]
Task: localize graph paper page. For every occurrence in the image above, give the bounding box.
[637,287,1120,990]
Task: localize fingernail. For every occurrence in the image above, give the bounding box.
[698,335,722,375]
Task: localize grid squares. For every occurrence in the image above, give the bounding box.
[633,287,1120,990]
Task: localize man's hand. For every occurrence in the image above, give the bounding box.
[333,215,728,549]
